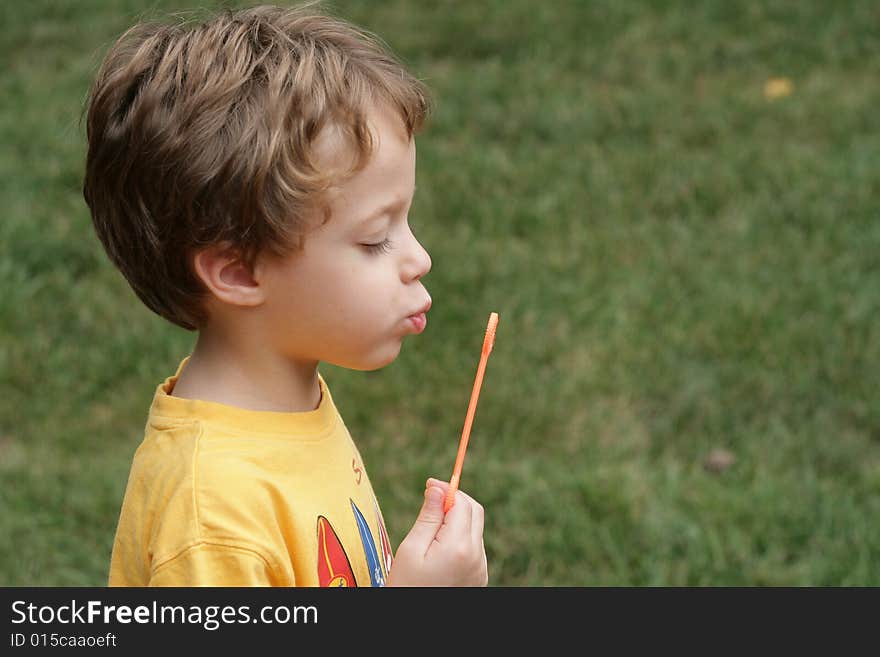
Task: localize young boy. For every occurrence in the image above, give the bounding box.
[83,4,487,587]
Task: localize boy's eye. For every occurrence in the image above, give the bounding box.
[363,238,394,255]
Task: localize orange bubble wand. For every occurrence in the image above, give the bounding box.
[443,312,499,513]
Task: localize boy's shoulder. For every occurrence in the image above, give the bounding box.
[133,360,345,480]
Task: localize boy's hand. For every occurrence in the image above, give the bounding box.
[386,478,488,587]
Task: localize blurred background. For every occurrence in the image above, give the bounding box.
[1,0,878,585]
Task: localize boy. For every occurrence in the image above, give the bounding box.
[83,4,487,587]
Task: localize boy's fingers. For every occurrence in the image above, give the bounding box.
[425,477,449,493]
[435,489,473,544]
[452,490,484,551]
[425,482,483,549]
[470,497,485,551]
[406,486,447,552]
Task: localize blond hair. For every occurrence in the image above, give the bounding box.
[83,4,430,329]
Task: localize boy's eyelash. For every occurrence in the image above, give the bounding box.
[364,238,394,255]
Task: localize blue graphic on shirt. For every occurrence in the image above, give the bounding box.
[351,499,385,587]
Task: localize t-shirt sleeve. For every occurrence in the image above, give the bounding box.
[149,542,292,587]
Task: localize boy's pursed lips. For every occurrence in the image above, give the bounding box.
[405,297,432,334]
[407,297,432,319]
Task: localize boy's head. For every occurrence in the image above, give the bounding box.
[83,3,431,349]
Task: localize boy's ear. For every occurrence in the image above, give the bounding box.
[191,243,264,308]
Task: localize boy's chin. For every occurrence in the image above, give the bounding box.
[331,341,402,372]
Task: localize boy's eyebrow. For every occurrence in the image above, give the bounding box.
[357,186,417,226]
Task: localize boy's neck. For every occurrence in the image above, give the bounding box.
[171,327,322,413]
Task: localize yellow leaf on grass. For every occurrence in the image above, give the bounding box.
[763,77,794,100]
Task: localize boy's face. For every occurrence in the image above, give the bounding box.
[255,105,432,371]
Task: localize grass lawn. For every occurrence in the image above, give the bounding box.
[1,0,878,585]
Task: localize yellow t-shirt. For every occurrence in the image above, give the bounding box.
[108,360,394,587]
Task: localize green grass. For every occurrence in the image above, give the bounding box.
[1,0,878,586]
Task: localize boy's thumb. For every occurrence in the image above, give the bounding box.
[406,486,446,547]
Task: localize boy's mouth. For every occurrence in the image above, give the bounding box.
[405,298,431,334]
[407,312,427,334]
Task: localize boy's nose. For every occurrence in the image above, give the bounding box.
[413,243,432,281]
[402,232,431,282]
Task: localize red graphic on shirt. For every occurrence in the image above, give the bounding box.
[374,499,394,577]
[316,516,356,587]
[352,458,362,485]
